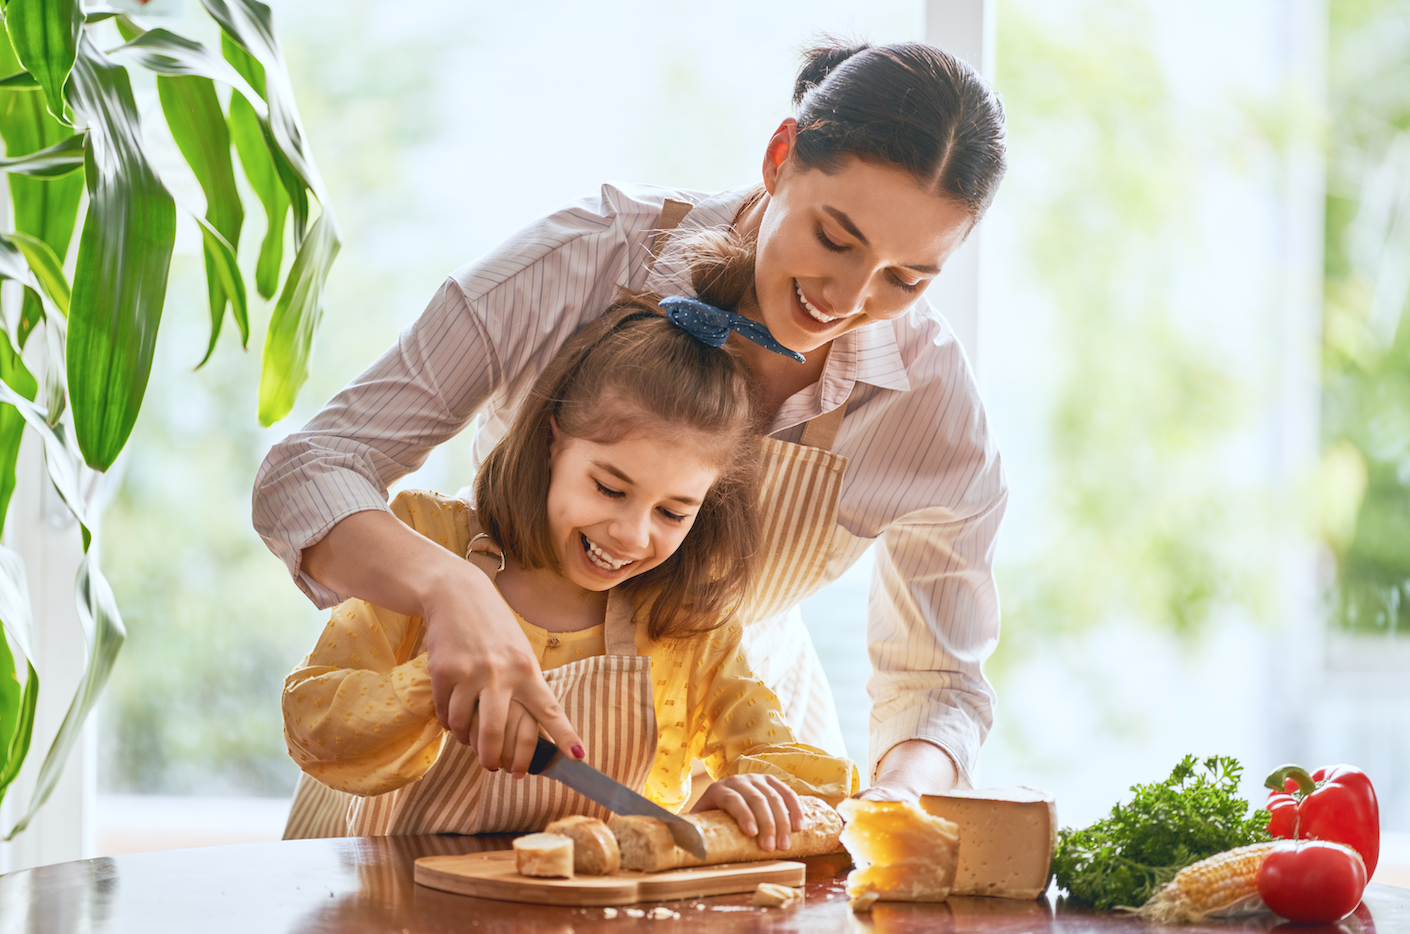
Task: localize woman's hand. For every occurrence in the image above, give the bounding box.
[302,510,586,770]
[853,739,968,803]
[692,774,803,851]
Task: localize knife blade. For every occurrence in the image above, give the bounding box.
[527,737,708,861]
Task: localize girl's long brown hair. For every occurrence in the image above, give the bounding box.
[474,228,763,640]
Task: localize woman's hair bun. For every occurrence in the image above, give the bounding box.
[793,39,872,107]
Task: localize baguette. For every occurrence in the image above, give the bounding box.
[544,815,620,875]
[611,795,842,871]
[513,832,574,878]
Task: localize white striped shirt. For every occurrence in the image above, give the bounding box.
[252,181,1008,781]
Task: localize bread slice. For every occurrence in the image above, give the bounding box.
[513,832,574,878]
[544,815,621,875]
[611,795,843,871]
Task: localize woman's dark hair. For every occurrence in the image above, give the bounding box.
[474,231,763,641]
[792,39,1007,218]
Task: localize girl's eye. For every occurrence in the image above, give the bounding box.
[595,481,624,499]
[815,228,847,253]
[889,272,922,293]
[658,507,687,524]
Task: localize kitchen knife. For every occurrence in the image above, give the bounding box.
[527,737,708,861]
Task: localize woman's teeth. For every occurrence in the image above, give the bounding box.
[583,535,633,571]
[796,282,837,323]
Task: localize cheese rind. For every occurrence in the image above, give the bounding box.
[838,798,960,902]
[513,832,574,878]
[919,786,1057,899]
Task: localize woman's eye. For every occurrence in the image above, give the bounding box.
[595,481,624,498]
[658,507,687,524]
[815,228,847,253]
[889,272,921,293]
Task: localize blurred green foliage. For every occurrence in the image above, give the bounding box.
[1321,0,1410,635]
[990,0,1281,666]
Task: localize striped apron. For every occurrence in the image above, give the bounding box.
[285,547,657,838]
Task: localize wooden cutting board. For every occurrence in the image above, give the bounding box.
[414,850,805,906]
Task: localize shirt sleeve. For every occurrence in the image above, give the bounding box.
[280,490,474,795]
[691,623,859,806]
[281,599,443,796]
[859,328,1009,786]
[252,184,670,608]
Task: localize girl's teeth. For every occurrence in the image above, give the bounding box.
[796,283,837,323]
[584,536,632,571]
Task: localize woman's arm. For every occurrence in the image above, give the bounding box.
[301,510,583,769]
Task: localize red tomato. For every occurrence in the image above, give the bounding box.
[1257,840,1367,923]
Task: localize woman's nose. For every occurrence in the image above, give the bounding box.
[823,269,867,318]
[611,508,652,552]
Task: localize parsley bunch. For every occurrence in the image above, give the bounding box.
[1052,755,1273,909]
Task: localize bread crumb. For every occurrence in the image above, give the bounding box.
[753,882,803,908]
[602,908,618,919]
[694,904,706,910]
[624,908,645,918]
[648,907,680,919]
[850,891,880,913]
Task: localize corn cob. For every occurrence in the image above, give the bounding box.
[1137,842,1279,923]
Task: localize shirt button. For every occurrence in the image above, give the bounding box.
[547,637,561,648]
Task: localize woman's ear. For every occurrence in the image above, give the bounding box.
[762,118,798,195]
[546,416,560,456]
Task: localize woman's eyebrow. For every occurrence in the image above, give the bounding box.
[824,205,941,274]
[594,460,702,506]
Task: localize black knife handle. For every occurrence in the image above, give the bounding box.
[527,736,558,775]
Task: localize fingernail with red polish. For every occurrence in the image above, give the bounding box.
[572,745,586,760]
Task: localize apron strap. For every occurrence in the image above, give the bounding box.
[648,198,694,268]
[603,590,639,656]
[799,397,849,452]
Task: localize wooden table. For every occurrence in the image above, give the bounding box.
[2,835,1407,934]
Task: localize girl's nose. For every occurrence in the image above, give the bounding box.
[823,269,867,319]
[611,508,652,553]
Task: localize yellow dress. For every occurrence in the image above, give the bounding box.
[282,490,858,814]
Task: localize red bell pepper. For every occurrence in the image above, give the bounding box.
[1265,763,1380,879]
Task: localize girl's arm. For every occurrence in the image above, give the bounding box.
[689,624,859,847]
[282,599,444,795]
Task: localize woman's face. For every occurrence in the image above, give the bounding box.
[753,122,975,355]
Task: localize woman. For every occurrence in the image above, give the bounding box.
[255,40,1007,829]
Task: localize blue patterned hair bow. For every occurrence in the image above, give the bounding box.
[659,296,805,363]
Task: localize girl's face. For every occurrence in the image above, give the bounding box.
[752,121,975,355]
[545,427,722,593]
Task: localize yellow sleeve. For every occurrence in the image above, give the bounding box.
[282,490,474,796]
[689,622,860,807]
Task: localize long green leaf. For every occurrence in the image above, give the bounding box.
[158,75,246,359]
[0,382,85,528]
[0,546,38,811]
[65,34,176,471]
[4,0,82,122]
[0,133,82,177]
[0,340,37,534]
[110,26,265,118]
[3,231,69,315]
[259,208,339,424]
[204,0,324,231]
[228,90,285,299]
[0,72,40,90]
[188,211,248,366]
[0,41,83,351]
[6,551,124,839]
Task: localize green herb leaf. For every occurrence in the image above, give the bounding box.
[1052,755,1272,910]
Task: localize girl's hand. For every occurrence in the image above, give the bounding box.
[692,774,803,851]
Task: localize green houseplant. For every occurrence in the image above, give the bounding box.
[0,0,336,837]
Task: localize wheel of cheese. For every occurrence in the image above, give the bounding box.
[919,787,1057,899]
[544,815,620,875]
[611,795,843,872]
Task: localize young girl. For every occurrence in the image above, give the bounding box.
[282,249,858,842]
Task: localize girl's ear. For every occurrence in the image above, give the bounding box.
[762,118,798,195]
[547,416,560,455]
